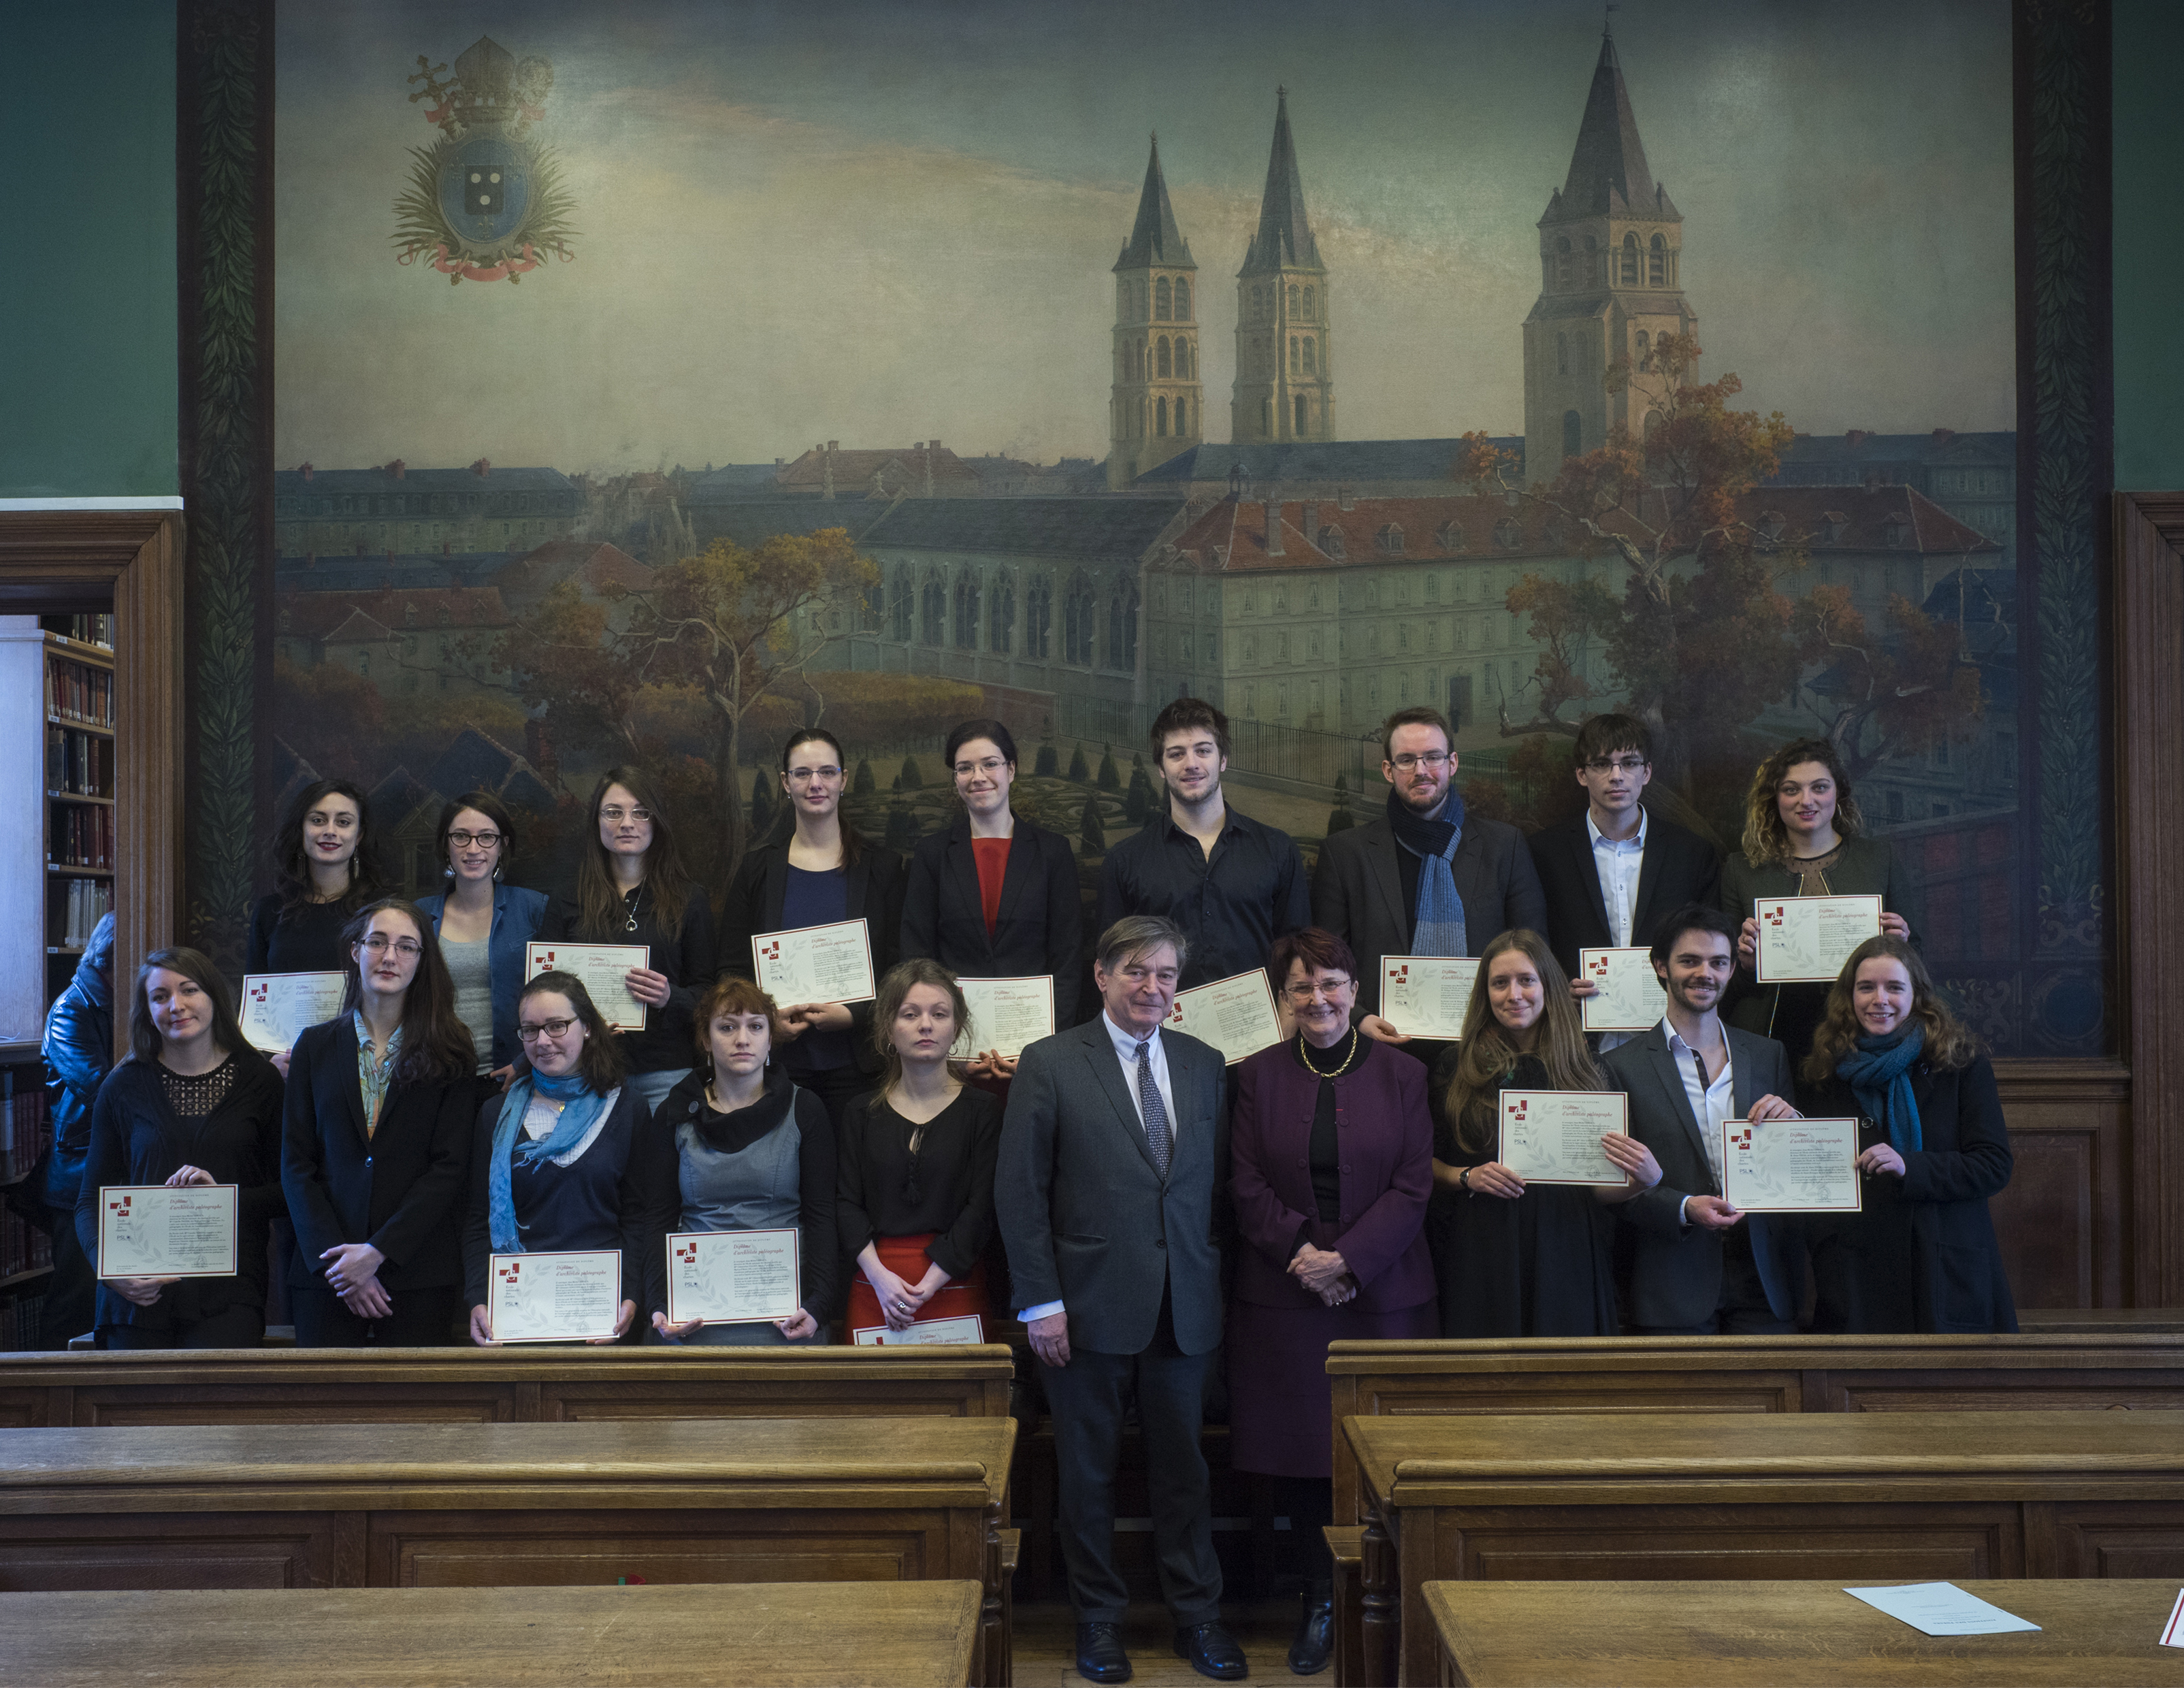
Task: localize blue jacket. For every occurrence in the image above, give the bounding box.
[39,913,115,1210]
[414,883,549,1071]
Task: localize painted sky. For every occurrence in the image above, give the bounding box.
[274,0,2014,474]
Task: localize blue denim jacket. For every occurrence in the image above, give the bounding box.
[414,883,549,1071]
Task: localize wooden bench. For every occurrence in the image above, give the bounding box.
[1424,1578,2184,1687]
[1347,1408,2184,1686]
[0,1416,1017,1687]
[0,1580,984,1687]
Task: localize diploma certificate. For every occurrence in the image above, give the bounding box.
[1579,947,1669,1034]
[524,942,650,1032]
[1754,894,1884,985]
[239,971,346,1052]
[1379,956,1481,1041]
[1498,1090,1628,1186]
[1165,969,1282,1065]
[487,1250,622,1343]
[1721,1115,1863,1213]
[851,1315,987,1346]
[665,1229,802,1325]
[948,975,1056,1060]
[752,918,877,1006]
[96,1185,239,1279]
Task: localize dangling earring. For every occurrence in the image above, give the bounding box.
[443,861,457,880]
[492,860,504,883]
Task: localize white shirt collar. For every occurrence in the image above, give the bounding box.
[1586,805,1648,851]
[1664,1020,1729,1071]
[1102,1009,1164,1059]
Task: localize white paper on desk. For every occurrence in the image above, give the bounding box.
[2160,1586,2184,1647]
[1844,1582,2041,1636]
[852,1315,985,1346]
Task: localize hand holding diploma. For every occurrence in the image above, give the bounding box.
[1858,1141,1907,1177]
[624,966,672,1009]
[778,1000,854,1041]
[1600,1133,1663,1190]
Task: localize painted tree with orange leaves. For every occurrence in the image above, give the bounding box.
[1790,583,1985,778]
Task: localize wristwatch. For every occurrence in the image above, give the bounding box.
[1458,1165,1473,1195]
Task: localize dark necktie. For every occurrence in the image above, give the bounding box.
[1135,1039,1173,1177]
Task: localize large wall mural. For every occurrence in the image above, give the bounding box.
[201,0,2102,1056]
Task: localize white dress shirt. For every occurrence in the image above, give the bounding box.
[1587,805,1648,947]
[1019,1013,1179,1322]
[1665,1022,1731,1224]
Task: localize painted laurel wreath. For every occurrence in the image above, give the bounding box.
[392,141,578,286]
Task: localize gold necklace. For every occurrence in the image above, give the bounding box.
[1297,1028,1362,1078]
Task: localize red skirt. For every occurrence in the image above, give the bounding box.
[845,1232,992,1340]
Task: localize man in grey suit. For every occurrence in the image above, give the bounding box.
[996,915,1244,1683]
[1312,706,1547,1044]
[1603,905,1804,1334]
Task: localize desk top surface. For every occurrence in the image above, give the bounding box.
[0,1580,983,1687]
[0,1343,1017,1380]
[1344,1408,2184,1499]
[1323,1331,2184,1371]
[0,1416,1015,1504]
[1424,1578,2184,1686]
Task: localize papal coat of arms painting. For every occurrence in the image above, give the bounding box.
[272,0,2072,1052]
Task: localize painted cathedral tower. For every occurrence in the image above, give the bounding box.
[1231,88,1333,446]
[1522,29,1697,485]
[1108,137,1203,490]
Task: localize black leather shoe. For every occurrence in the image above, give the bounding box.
[1288,1590,1333,1675]
[1175,1619,1249,1680]
[1075,1621,1132,1683]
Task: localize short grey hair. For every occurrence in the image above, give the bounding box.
[1094,915,1190,973]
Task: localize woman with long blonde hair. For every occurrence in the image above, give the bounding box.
[1795,935,2015,1333]
[1426,928,1656,1337]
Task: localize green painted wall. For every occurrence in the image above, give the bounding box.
[2114,0,2184,489]
[0,0,178,498]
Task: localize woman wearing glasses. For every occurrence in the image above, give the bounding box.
[645,977,838,1346]
[901,719,1085,1066]
[538,768,715,1118]
[838,960,1001,1341]
[720,728,905,1133]
[1226,927,1437,1675]
[462,972,666,1345]
[280,899,478,1346]
[414,792,548,1105]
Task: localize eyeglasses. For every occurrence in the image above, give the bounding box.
[1389,751,1451,771]
[953,758,1008,779]
[446,829,502,849]
[599,806,652,824]
[517,1018,578,1041]
[359,935,423,958]
[785,766,843,784]
[1583,756,1649,775]
[1283,977,1354,1002]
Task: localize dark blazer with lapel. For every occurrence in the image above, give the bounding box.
[719,839,907,1077]
[994,1017,1229,1356]
[1528,809,1724,981]
[900,813,1086,1028]
[279,1017,476,1293]
[1311,808,1548,1020]
[1603,1023,1800,1329]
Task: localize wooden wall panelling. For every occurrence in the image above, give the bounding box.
[1990,1058,2129,1308]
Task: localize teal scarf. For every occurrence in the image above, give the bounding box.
[1836,1024,1925,1155]
[488,1068,613,1253]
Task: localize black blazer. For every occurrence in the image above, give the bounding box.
[718,841,907,1077]
[280,1017,475,1293]
[1311,808,1547,1020]
[1528,809,1724,980]
[900,814,1085,1028]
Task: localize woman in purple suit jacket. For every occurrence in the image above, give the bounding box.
[1229,926,1437,1675]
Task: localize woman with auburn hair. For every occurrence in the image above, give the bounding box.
[537,766,715,1117]
[1427,928,1658,1340]
[1228,926,1437,1676]
[719,727,905,1134]
[281,899,478,1347]
[461,973,666,1346]
[414,790,549,1101]
[645,976,838,1346]
[838,959,1000,1342]
[1796,935,2016,1333]
[1719,737,1916,1069]
[74,949,285,1349]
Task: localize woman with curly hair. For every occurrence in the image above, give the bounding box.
[1719,737,1916,1069]
[1795,935,2015,1333]
[1427,928,1657,1338]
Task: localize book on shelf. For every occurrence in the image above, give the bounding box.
[0,1291,47,1348]
[42,612,114,649]
[1,1073,50,1184]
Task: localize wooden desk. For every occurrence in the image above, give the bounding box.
[0,1344,1017,1429]
[0,1580,982,1687]
[1346,1408,2184,1686]
[2019,1307,2184,1335]
[1425,1578,2184,1687]
[0,1417,1015,1686]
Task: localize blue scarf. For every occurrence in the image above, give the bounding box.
[488,1068,613,1252]
[1387,785,1467,958]
[1836,1023,1925,1155]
